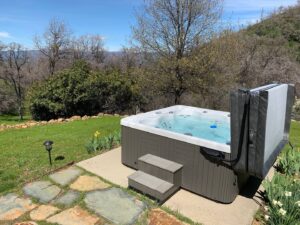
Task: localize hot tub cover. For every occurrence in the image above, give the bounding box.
[230,83,295,179]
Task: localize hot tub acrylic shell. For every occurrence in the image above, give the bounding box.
[121,105,248,203]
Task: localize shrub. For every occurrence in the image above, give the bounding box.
[262,173,300,225]
[277,147,300,176]
[29,61,143,120]
[85,130,121,153]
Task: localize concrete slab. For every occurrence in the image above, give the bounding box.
[77,147,135,187]
[164,167,275,225]
[76,147,275,225]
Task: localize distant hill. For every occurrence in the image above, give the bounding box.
[245,5,300,62]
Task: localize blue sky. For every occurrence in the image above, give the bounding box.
[0,0,298,51]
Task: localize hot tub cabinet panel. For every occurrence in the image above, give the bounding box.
[121,126,247,203]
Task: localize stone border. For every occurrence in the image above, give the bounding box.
[0,113,127,132]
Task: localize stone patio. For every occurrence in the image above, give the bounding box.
[0,160,147,225]
[85,188,145,225]
[23,181,61,203]
[0,194,36,220]
[77,147,274,225]
[0,147,274,225]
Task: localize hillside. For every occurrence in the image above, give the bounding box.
[246,5,300,62]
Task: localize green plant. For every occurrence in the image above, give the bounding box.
[29,60,143,120]
[262,173,300,225]
[277,147,300,176]
[85,130,121,153]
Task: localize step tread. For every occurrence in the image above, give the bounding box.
[128,171,174,194]
[138,154,183,173]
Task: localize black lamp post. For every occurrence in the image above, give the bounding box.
[43,140,53,166]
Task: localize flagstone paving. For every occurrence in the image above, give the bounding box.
[23,181,61,203]
[0,193,37,221]
[47,205,99,225]
[148,208,184,225]
[70,175,110,192]
[54,190,80,207]
[84,187,145,225]
[30,204,60,220]
[49,167,83,186]
[14,222,38,225]
[0,164,188,225]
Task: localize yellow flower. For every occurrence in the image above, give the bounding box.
[296,201,300,207]
[94,131,101,138]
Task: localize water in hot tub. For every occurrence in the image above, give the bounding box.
[152,112,230,144]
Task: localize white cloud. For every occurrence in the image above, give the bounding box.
[0,31,12,38]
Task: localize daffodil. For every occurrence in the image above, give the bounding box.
[272,200,278,205]
[94,131,101,138]
[277,201,283,207]
[264,206,269,212]
[264,215,270,221]
[284,191,292,197]
[278,208,286,216]
[296,201,300,207]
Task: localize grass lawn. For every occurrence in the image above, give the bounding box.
[0,116,120,194]
[0,114,31,125]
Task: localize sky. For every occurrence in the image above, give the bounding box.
[0,0,298,51]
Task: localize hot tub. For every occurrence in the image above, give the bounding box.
[121,84,294,203]
[121,105,248,203]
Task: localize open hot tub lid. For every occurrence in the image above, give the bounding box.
[230,83,295,179]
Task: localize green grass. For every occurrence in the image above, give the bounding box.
[0,114,31,125]
[0,116,120,194]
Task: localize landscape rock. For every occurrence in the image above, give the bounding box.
[30,204,60,220]
[47,206,99,225]
[97,113,104,117]
[0,193,37,221]
[23,181,61,203]
[70,115,81,120]
[70,175,110,192]
[84,187,145,225]
[49,167,83,186]
[54,190,80,206]
[81,115,90,120]
[148,208,184,225]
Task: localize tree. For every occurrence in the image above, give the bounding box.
[70,34,105,64]
[132,0,222,104]
[0,43,29,119]
[34,18,71,75]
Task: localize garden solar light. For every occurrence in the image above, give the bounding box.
[43,140,53,166]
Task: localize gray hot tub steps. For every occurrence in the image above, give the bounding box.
[128,171,179,202]
[128,154,183,202]
[138,154,183,186]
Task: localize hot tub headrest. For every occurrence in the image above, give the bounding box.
[230,83,295,179]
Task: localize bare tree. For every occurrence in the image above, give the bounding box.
[34,18,71,75]
[0,43,29,119]
[70,34,105,64]
[132,0,222,104]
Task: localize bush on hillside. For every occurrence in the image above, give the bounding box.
[28,60,143,120]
